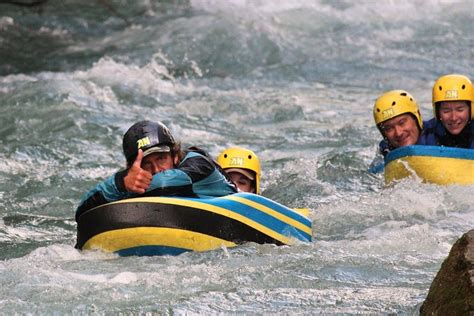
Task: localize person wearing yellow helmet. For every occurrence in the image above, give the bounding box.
[216,147,311,216]
[418,74,474,148]
[373,90,424,157]
[217,147,261,194]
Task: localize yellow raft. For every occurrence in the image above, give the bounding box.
[384,145,474,185]
[76,193,312,256]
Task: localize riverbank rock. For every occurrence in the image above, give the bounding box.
[420,229,474,315]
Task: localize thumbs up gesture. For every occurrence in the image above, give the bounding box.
[124,149,152,194]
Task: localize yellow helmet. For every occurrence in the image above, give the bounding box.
[217,147,261,194]
[432,74,473,119]
[373,90,423,136]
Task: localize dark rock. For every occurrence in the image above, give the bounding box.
[420,229,474,315]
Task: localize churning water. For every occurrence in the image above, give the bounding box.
[0,0,473,313]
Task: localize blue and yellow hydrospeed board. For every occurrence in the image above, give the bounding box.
[384,145,474,185]
[76,193,313,256]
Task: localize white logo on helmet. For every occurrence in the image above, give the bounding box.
[444,90,458,99]
[230,157,244,166]
[382,108,395,119]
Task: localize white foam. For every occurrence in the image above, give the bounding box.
[190,0,457,23]
[0,16,14,29]
[74,55,176,97]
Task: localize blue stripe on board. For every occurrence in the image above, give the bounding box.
[233,193,312,227]
[116,245,189,257]
[181,194,312,242]
[385,145,474,164]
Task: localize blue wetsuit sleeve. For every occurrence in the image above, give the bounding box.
[143,168,195,197]
[368,162,384,174]
[75,170,132,220]
[142,151,236,198]
[369,144,385,174]
[378,139,391,157]
[143,153,215,197]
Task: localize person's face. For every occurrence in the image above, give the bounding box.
[228,172,255,193]
[141,152,177,175]
[438,101,470,135]
[381,113,420,148]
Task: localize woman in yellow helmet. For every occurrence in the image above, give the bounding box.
[418,74,474,148]
[217,147,261,194]
[373,90,424,157]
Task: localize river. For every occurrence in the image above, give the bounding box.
[0,0,473,313]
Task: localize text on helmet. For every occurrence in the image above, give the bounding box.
[445,90,459,99]
[382,108,395,119]
[137,136,151,149]
[230,157,244,166]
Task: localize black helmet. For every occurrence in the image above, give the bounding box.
[122,120,175,166]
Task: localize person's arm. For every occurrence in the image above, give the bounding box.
[143,151,237,198]
[367,142,385,174]
[75,170,133,220]
[75,150,152,220]
[142,153,213,197]
[143,168,196,197]
[178,151,237,197]
[378,139,391,157]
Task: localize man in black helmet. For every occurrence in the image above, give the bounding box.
[75,120,237,219]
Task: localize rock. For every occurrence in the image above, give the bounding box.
[420,229,474,315]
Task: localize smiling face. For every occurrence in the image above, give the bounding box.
[380,113,420,148]
[438,101,470,135]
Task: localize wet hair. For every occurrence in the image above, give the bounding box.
[171,141,184,164]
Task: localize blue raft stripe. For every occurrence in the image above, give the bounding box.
[215,199,311,241]
[171,193,312,242]
[116,245,189,256]
[234,193,312,227]
[385,145,474,164]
